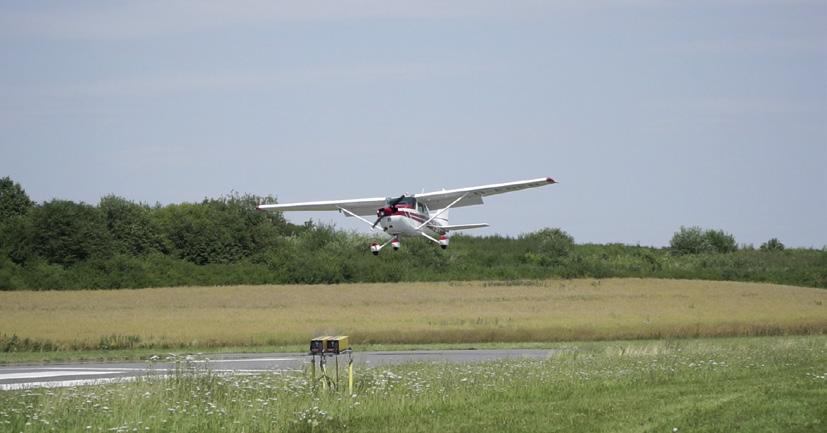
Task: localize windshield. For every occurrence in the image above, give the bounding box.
[386,196,416,207]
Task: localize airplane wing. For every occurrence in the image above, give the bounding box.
[256,196,386,217]
[415,177,556,210]
[257,177,556,216]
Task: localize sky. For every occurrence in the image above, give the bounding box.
[1,1,825,248]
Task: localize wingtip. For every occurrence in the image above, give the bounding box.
[546,177,557,184]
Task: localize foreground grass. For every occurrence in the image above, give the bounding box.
[1,336,824,432]
[2,279,826,354]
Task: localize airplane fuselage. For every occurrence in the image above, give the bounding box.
[377,205,446,238]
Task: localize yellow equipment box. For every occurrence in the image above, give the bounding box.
[325,336,350,354]
[310,336,332,354]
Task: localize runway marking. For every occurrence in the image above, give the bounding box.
[21,367,149,372]
[0,368,305,390]
[0,377,139,391]
[0,371,117,380]
[191,357,299,363]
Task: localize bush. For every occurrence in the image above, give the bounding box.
[705,229,737,253]
[521,228,575,257]
[760,238,785,252]
[670,226,737,255]
[670,226,711,255]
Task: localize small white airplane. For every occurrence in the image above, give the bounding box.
[257,177,557,255]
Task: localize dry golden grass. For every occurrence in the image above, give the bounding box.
[1,278,825,349]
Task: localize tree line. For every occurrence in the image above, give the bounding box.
[1,176,824,290]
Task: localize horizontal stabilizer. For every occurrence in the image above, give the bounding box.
[438,223,489,232]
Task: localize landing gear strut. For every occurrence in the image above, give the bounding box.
[370,235,400,256]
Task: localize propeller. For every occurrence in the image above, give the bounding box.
[372,194,405,228]
[388,194,406,207]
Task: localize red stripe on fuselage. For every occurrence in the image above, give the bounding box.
[388,210,447,233]
[392,209,427,223]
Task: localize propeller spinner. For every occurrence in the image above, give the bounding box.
[372,194,405,228]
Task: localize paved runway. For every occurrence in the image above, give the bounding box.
[0,349,554,390]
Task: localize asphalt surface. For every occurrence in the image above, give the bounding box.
[0,349,555,390]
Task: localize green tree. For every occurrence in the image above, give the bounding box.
[670,226,737,254]
[0,176,34,223]
[28,200,112,265]
[152,193,287,265]
[760,238,785,251]
[705,229,737,253]
[99,195,167,255]
[670,226,711,254]
[521,228,575,257]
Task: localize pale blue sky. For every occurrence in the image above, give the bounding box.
[1,1,825,247]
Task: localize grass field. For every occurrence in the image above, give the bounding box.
[1,335,824,432]
[2,279,825,355]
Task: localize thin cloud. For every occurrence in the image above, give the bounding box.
[662,37,827,55]
[645,96,822,117]
[1,62,480,100]
[0,0,717,40]
[0,1,518,40]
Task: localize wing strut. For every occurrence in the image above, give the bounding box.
[420,232,440,245]
[337,207,386,233]
[416,192,470,230]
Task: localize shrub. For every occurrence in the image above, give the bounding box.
[760,238,785,252]
[705,229,737,253]
[521,228,575,257]
[670,226,737,255]
[670,226,711,255]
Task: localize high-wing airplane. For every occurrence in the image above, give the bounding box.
[257,177,557,255]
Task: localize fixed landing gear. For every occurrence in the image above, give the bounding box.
[371,234,449,255]
[370,236,400,255]
[439,235,449,249]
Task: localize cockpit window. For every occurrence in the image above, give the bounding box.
[386,196,417,207]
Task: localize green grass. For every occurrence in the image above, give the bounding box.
[1,335,824,432]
